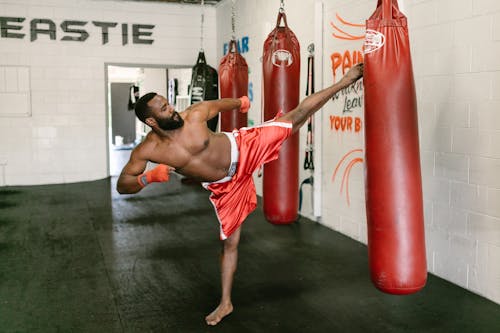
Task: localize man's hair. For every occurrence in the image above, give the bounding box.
[134,92,157,123]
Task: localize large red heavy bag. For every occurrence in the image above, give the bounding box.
[262,11,300,224]
[219,39,248,131]
[363,0,427,294]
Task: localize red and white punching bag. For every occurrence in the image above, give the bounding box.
[262,10,300,224]
[219,39,248,131]
[363,0,427,294]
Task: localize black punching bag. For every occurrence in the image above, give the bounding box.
[190,50,219,131]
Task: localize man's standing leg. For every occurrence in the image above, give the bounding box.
[205,226,241,325]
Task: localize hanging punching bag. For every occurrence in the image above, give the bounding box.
[190,50,219,131]
[219,39,248,131]
[262,10,300,224]
[363,0,427,294]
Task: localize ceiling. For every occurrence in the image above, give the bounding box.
[125,0,223,5]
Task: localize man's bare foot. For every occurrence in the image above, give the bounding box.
[205,302,233,326]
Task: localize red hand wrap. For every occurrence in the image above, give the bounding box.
[137,164,170,187]
[238,96,250,114]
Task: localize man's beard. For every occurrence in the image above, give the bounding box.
[157,112,184,130]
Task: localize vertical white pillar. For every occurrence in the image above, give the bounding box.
[313,0,324,221]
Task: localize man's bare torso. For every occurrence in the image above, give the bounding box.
[135,105,232,182]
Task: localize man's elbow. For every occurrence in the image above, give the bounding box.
[116,185,126,194]
[116,183,126,194]
[116,181,137,195]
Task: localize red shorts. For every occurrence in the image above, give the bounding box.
[205,121,293,240]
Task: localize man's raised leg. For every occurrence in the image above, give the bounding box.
[278,63,364,133]
[205,226,241,325]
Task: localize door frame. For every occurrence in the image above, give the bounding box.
[104,62,192,177]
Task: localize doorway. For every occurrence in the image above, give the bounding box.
[106,64,192,176]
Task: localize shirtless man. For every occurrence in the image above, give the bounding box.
[117,63,363,325]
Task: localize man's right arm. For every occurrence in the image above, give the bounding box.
[116,149,148,194]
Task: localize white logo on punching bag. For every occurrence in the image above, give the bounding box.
[364,29,385,54]
[271,49,293,67]
[191,86,204,102]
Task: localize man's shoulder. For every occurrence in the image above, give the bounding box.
[132,133,158,157]
[183,102,208,120]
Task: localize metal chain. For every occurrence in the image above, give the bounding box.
[231,0,236,40]
[279,0,284,13]
[200,0,205,51]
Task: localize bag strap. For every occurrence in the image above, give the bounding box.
[275,11,289,28]
[298,176,313,212]
[196,51,206,64]
[272,11,292,45]
[227,39,239,54]
[304,48,315,171]
[377,0,400,19]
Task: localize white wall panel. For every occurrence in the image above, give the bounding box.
[0,0,217,185]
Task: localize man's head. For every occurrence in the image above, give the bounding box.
[134,92,184,131]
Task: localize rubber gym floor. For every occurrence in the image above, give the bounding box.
[1,175,499,333]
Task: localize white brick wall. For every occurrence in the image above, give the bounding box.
[0,66,31,117]
[0,0,217,185]
[409,0,500,304]
[473,0,500,15]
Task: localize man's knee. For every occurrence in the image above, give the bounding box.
[224,242,238,255]
[223,228,241,252]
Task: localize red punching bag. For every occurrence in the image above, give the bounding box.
[262,10,300,224]
[219,39,248,131]
[363,0,427,294]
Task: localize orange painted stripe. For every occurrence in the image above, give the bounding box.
[332,148,363,183]
[343,157,363,206]
[332,33,364,41]
[336,13,365,27]
[330,21,365,40]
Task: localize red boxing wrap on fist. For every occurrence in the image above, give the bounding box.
[137,164,170,187]
[238,96,250,114]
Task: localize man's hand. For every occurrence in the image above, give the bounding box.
[238,96,250,113]
[341,63,364,87]
[137,164,174,187]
